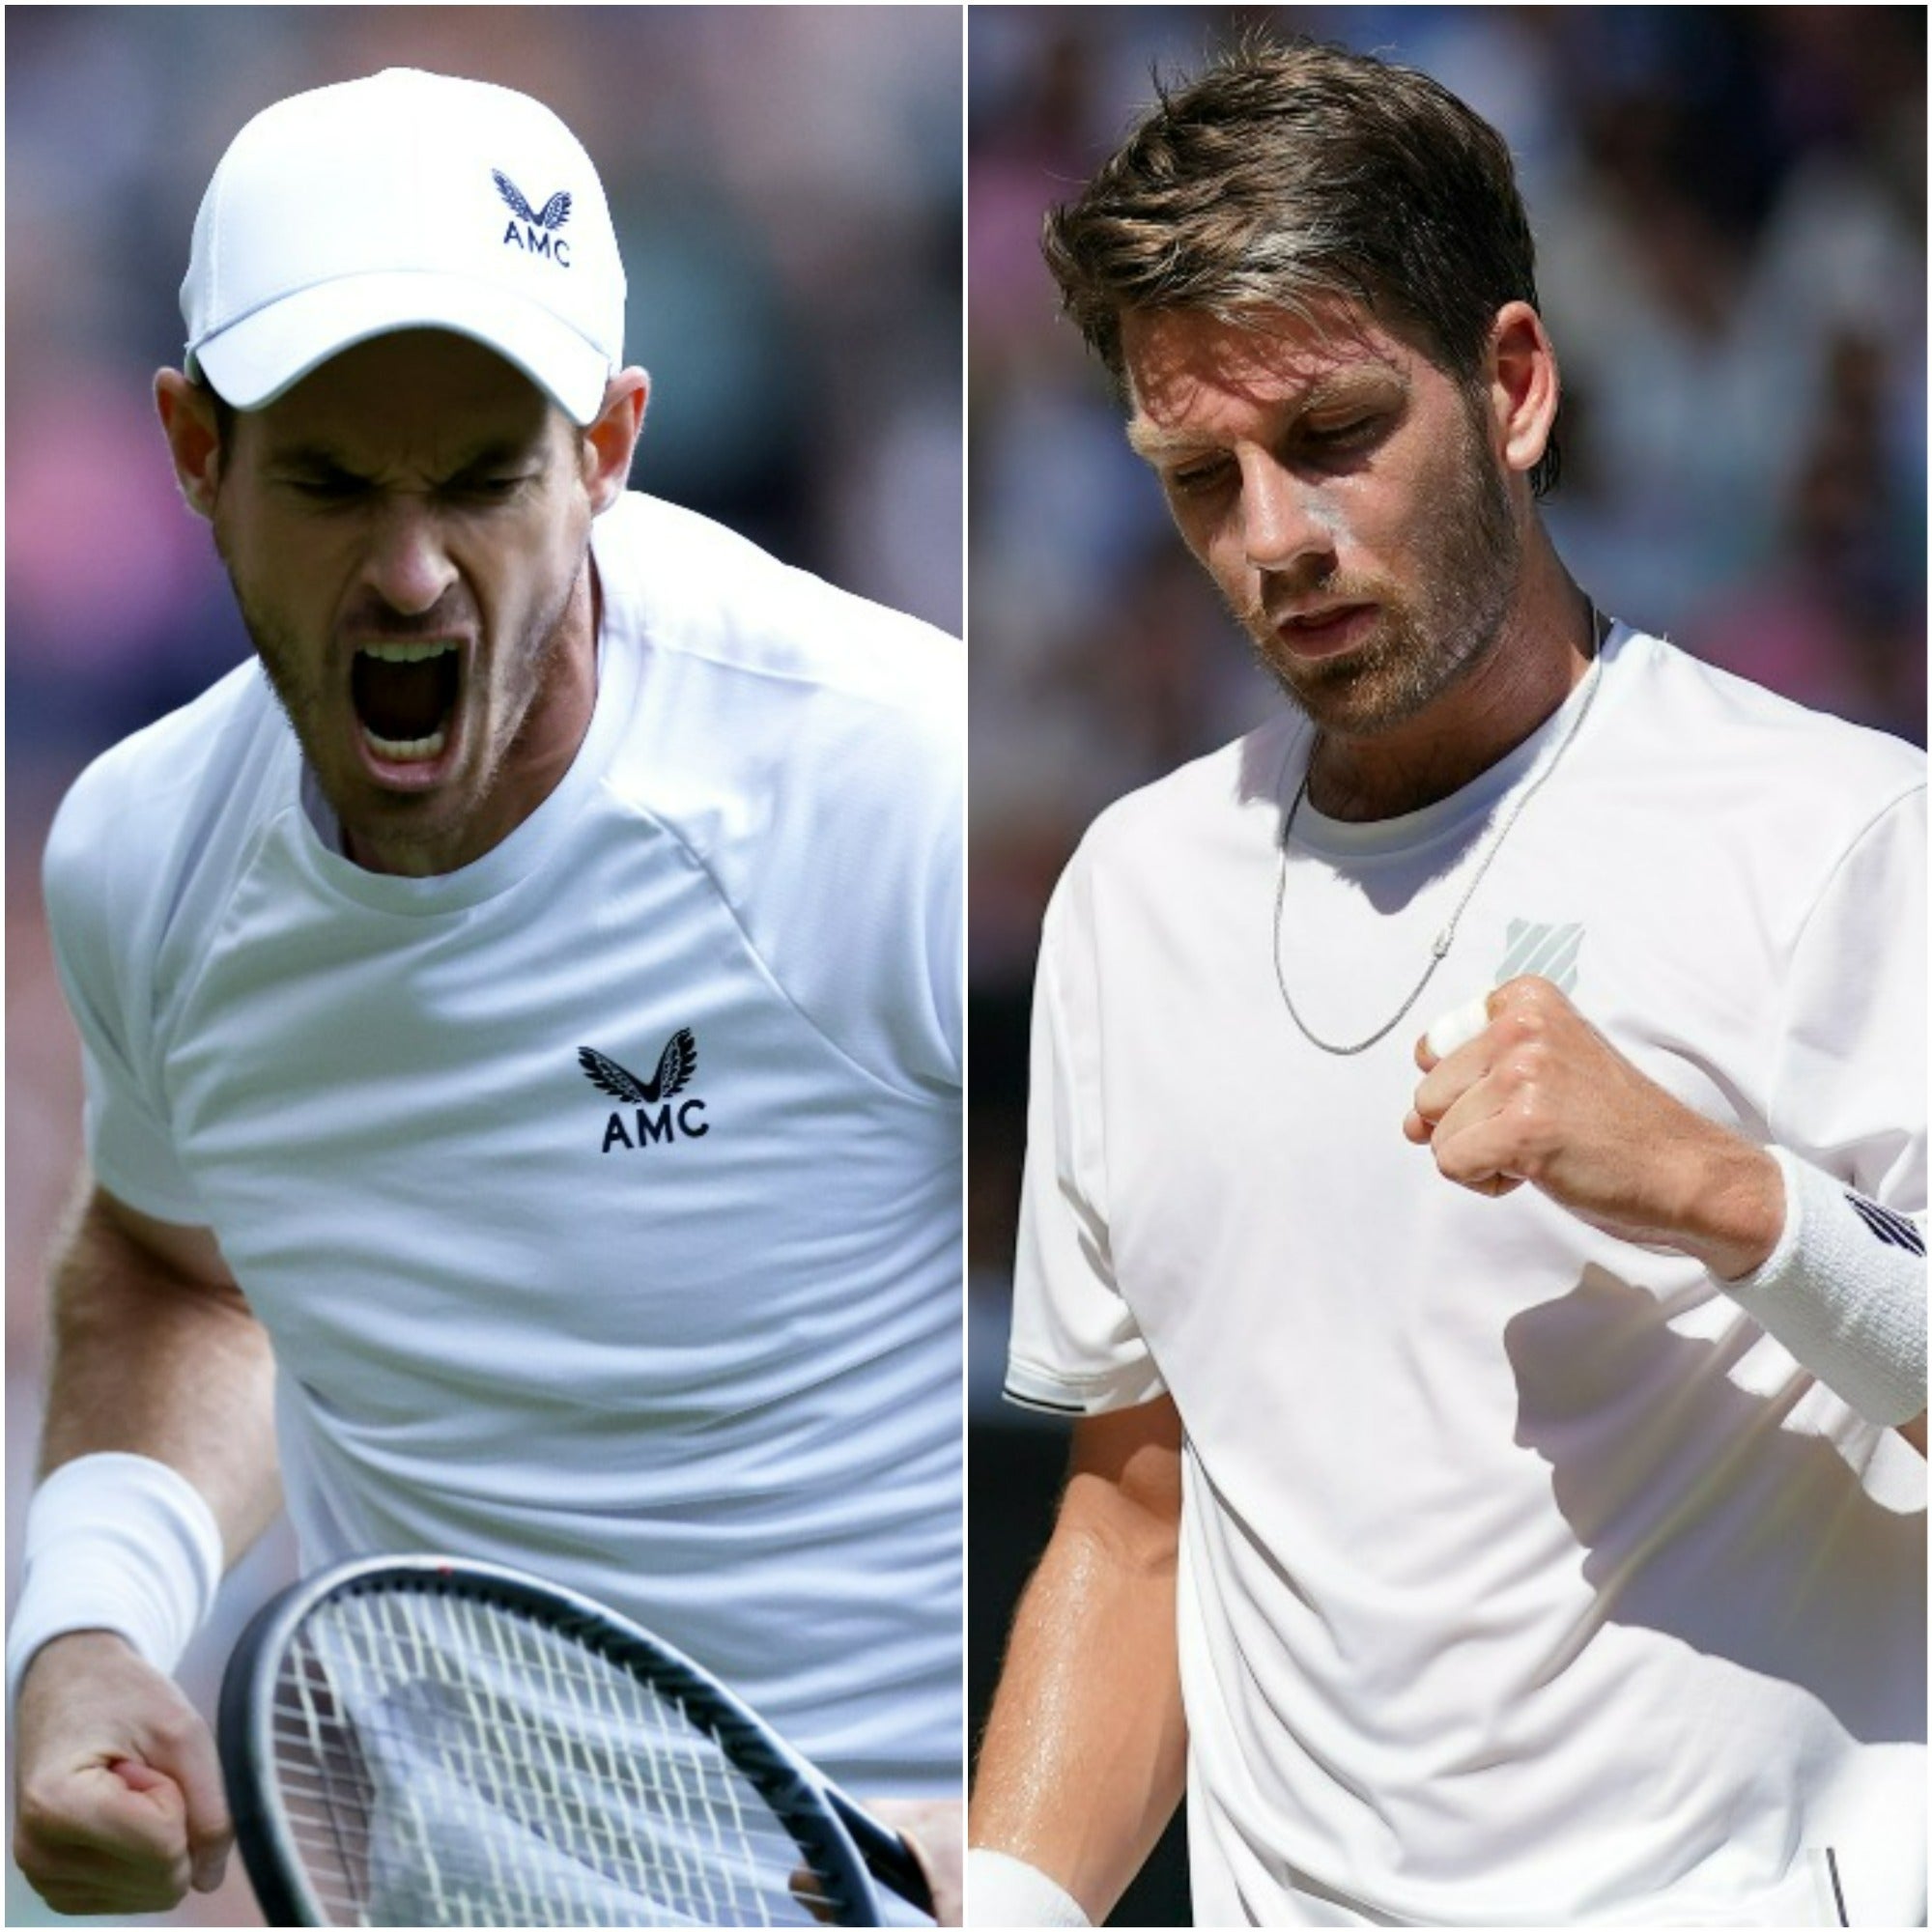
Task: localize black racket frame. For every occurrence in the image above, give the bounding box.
[219,1553,932,1927]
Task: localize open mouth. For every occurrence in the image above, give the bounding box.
[351,640,462,763]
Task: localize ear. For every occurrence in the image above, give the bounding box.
[155,370,225,522]
[1486,301,1559,481]
[581,368,649,514]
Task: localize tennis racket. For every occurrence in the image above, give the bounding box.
[217,1554,937,1926]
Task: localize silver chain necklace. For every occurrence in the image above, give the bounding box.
[1271,605,1607,1056]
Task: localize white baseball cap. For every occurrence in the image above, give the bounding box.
[182,68,625,425]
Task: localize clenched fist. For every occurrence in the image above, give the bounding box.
[1405,976,1784,1281]
[869,1797,964,1924]
[13,1630,231,1916]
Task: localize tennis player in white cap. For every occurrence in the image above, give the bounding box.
[12,69,963,1921]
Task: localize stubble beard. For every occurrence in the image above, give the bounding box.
[1236,403,1522,743]
[217,535,584,854]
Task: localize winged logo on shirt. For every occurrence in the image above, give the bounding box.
[579,1030,696,1104]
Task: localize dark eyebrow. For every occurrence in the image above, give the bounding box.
[263,434,551,482]
[446,436,552,477]
[265,445,363,477]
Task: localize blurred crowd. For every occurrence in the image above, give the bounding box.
[967,4,1926,1360]
[5,11,959,1922]
[4,8,1925,1921]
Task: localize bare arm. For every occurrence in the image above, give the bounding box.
[1410,979,1927,1454]
[969,1397,1187,1924]
[35,1177,280,1548]
[13,1174,280,1915]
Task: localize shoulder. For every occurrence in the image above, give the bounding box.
[592,491,961,733]
[1587,633,1923,972]
[44,662,291,939]
[586,496,962,1091]
[591,491,960,866]
[1069,717,1293,895]
[1613,629,1923,834]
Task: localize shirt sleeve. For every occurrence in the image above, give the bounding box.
[1005,847,1166,1415]
[719,626,963,1107]
[42,768,207,1226]
[1764,784,1926,1210]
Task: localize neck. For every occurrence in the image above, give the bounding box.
[1307,552,1599,822]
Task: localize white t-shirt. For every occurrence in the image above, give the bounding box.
[1009,626,1926,1924]
[44,491,963,1798]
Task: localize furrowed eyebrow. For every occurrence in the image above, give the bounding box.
[446,437,550,478]
[267,445,364,477]
[1126,368,1409,465]
[264,435,549,483]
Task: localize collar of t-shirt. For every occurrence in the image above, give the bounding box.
[1288,621,1625,867]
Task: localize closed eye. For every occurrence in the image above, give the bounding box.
[274,469,537,504]
[283,467,369,501]
[1167,456,1235,496]
[1298,414,1390,466]
[1304,415,1381,450]
[443,473,534,503]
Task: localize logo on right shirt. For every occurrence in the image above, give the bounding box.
[579,1028,710,1151]
[1496,920,1584,995]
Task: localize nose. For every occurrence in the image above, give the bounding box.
[358,497,459,617]
[1237,449,1334,576]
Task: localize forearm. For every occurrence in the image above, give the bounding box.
[1582,1125,1926,1448]
[1412,981,1926,1444]
[40,1182,280,1563]
[11,1182,272,1911]
[970,1505,1186,1920]
[1713,1147,1926,1443]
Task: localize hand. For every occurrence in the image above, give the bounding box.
[1405,976,1785,1279]
[869,1797,964,1926]
[13,1630,231,1916]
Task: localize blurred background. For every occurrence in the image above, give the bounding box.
[967,7,1925,1921]
[5,7,959,1923]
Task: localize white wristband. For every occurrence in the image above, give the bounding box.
[967,1848,1092,1927]
[6,1452,224,1711]
[1724,1148,1927,1426]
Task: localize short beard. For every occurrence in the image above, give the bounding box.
[1237,394,1520,742]
[216,532,584,847]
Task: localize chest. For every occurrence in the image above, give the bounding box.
[1086,814,1776,1426]
[154,829,933,1405]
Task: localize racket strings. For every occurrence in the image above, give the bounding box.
[266,1586,851,1925]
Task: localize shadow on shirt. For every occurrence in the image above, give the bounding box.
[1505,1264,1926,1747]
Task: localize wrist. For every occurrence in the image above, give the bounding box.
[1721,1148,1926,1426]
[966,1847,1091,1927]
[6,1454,224,1715]
[1672,1135,1785,1282]
[14,1627,145,1714]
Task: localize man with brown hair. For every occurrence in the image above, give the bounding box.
[969,36,1923,1929]
[11,68,964,1922]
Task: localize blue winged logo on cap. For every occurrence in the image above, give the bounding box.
[493,170,572,232]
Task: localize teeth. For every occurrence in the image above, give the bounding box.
[358,639,459,664]
[361,724,447,762]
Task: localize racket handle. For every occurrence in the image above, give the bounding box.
[833,1798,936,1918]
